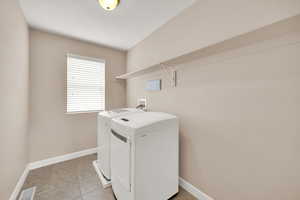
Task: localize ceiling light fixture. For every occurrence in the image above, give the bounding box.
[98,0,120,11]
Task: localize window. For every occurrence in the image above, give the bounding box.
[67,54,105,113]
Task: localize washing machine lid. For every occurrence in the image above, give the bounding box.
[112,112,177,129]
[98,108,143,117]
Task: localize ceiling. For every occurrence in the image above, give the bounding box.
[19,0,196,50]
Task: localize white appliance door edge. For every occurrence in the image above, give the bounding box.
[111,129,131,192]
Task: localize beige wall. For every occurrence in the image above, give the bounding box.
[128,0,300,71]
[29,29,126,162]
[126,4,300,200]
[0,0,29,199]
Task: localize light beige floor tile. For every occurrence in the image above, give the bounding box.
[171,188,197,200]
[82,188,116,200]
[18,154,196,200]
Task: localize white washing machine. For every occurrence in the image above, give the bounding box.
[111,112,179,200]
[95,108,143,188]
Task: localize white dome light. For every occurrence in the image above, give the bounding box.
[98,0,120,11]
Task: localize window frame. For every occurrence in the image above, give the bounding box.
[66,53,106,114]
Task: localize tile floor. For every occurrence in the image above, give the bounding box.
[19,154,196,200]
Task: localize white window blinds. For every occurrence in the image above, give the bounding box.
[67,55,105,113]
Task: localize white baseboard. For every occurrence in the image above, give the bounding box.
[9,165,30,200]
[28,148,97,170]
[179,177,214,200]
[10,148,97,200]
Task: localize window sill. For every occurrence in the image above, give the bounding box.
[66,110,104,115]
